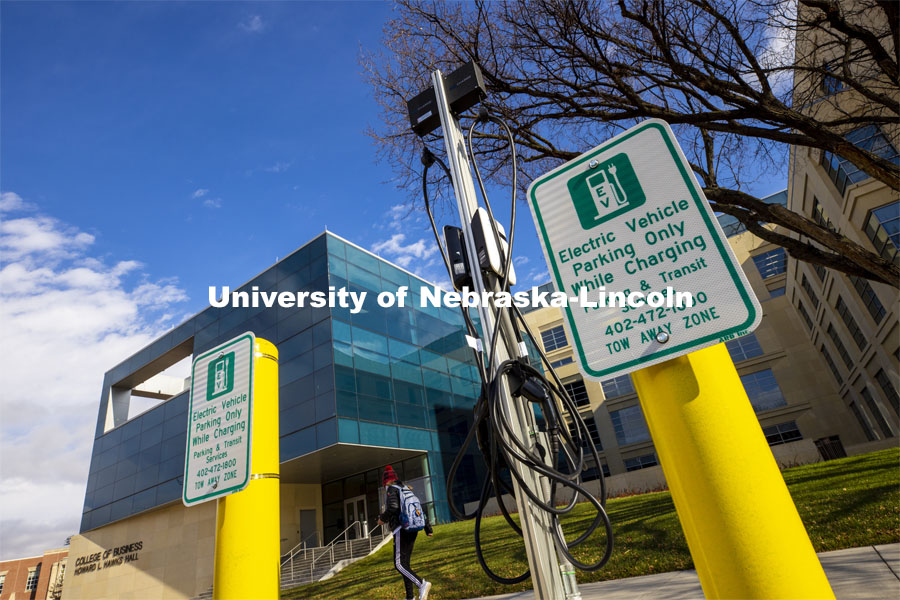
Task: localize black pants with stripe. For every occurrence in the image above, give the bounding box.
[393,528,422,599]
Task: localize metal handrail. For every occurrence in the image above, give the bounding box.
[308,521,362,580]
[281,531,321,568]
[365,522,389,554]
[281,521,390,586]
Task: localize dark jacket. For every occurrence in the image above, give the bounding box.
[379,481,433,534]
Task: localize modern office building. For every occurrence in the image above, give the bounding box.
[0,547,68,600]
[64,232,486,599]
[784,0,899,449]
[520,189,897,497]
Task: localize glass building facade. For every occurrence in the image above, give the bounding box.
[81,232,486,537]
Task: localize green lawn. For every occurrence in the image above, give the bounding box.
[284,448,900,600]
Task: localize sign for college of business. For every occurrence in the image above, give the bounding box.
[527,119,761,380]
[183,332,255,506]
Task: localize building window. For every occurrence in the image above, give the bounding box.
[740,369,787,412]
[569,415,603,450]
[609,404,651,446]
[821,64,845,95]
[601,374,636,399]
[797,301,814,330]
[725,333,764,362]
[752,249,787,279]
[25,566,39,591]
[563,379,590,407]
[849,401,877,441]
[810,199,835,279]
[811,197,835,231]
[541,325,568,352]
[835,296,866,350]
[800,274,820,309]
[550,356,573,368]
[861,387,894,439]
[848,276,886,324]
[820,126,899,197]
[820,345,844,386]
[826,323,854,369]
[768,286,786,298]
[863,202,900,265]
[815,435,847,461]
[762,421,803,446]
[624,453,658,472]
[812,262,827,282]
[581,462,610,481]
[716,191,787,237]
[0,574,4,595]
[874,369,899,417]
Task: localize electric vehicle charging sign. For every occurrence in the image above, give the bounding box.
[528,119,761,380]
[183,332,255,506]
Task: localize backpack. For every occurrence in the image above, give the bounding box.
[392,484,426,531]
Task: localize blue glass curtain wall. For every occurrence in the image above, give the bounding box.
[81,232,486,532]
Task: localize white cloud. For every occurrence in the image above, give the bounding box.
[203,197,222,209]
[522,267,550,287]
[239,15,265,33]
[0,194,188,560]
[757,0,797,94]
[0,216,94,262]
[0,191,36,213]
[513,256,530,266]
[370,205,452,288]
[371,233,437,268]
[191,188,209,199]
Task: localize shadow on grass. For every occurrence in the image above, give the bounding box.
[283,448,898,600]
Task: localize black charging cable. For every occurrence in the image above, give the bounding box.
[419,109,613,583]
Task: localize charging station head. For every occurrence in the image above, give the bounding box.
[471,208,517,285]
[443,225,474,292]
[406,61,487,137]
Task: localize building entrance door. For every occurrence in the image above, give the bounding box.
[344,495,368,539]
[299,509,318,548]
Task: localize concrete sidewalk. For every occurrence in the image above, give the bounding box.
[467,543,899,599]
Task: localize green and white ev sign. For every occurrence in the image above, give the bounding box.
[567,153,646,229]
[206,352,234,401]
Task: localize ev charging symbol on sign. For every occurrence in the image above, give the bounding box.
[208,352,234,399]
[568,154,646,229]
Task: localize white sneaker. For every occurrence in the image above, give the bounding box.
[419,581,432,600]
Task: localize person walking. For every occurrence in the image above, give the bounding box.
[378,465,433,600]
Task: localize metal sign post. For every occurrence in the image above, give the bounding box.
[431,69,571,600]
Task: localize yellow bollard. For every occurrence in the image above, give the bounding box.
[213,338,280,600]
[631,342,834,599]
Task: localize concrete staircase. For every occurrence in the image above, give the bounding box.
[280,526,391,591]
[190,525,390,598]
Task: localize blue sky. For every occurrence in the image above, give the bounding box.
[3,1,502,308]
[0,1,790,559]
[0,0,557,559]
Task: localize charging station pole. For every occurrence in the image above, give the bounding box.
[430,69,572,600]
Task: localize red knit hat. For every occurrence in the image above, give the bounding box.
[382,465,398,485]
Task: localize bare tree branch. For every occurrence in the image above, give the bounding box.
[363,0,899,287]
